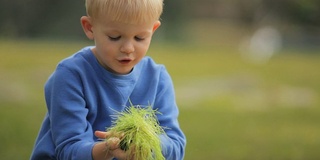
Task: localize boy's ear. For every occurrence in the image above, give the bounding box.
[152,21,161,32]
[81,16,94,40]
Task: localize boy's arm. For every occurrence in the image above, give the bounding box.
[155,67,186,160]
[46,65,96,160]
[49,65,129,160]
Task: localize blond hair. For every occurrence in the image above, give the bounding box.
[85,0,163,24]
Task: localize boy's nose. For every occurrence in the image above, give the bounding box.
[120,41,135,54]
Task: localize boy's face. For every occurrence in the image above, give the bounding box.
[82,17,160,75]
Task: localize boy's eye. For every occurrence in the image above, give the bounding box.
[108,36,121,41]
[134,36,144,41]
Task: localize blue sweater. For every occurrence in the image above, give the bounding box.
[31,47,186,160]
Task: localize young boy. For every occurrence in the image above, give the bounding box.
[30,0,186,159]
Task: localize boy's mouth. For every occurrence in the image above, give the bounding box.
[119,59,132,64]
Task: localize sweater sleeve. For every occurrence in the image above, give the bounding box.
[154,66,186,160]
[46,64,95,160]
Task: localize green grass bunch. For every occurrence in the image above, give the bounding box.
[106,104,166,160]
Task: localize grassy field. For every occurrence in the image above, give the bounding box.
[1,39,320,159]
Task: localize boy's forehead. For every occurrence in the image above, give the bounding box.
[96,18,155,33]
[96,14,156,27]
[96,12,154,25]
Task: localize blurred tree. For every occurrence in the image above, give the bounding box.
[235,0,320,27]
[0,0,55,37]
[0,0,319,40]
[285,0,320,26]
[155,0,189,42]
[34,1,86,39]
[0,0,85,39]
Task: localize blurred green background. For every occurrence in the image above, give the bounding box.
[1,0,320,159]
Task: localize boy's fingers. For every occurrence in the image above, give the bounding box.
[94,131,111,139]
[106,137,120,150]
[94,131,129,159]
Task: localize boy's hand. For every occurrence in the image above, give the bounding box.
[93,131,130,160]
